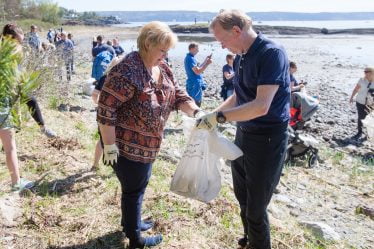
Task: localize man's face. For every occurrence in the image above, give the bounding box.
[290,66,297,74]
[190,46,199,55]
[212,24,241,54]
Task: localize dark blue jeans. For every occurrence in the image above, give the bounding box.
[112,156,152,240]
[231,126,288,249]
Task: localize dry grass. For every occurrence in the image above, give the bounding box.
[1,26,372,249]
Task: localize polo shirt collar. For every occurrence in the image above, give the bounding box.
[245,32,263,57]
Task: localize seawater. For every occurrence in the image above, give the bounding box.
[121,34,374,66]
[115,20,374,29]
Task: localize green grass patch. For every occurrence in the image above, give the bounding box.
[75,121,88,133]
[48,95,62,110]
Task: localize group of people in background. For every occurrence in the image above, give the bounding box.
[27,25,76,81]
[1,8,373,249]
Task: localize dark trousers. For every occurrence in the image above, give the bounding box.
[231,127,288,249]
[70,56,75,73]
[356,102,370,134]
[26,96,44,126]
[112,156,152,240]
[65,61,72,81]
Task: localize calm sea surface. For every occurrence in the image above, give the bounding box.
[118,20,374,66]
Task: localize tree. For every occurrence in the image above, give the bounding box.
[38,0,60,24]
[0,37,40,128]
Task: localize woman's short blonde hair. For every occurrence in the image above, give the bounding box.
[210,9,252,31]
[364,66,374,72]
[137,21,178,57]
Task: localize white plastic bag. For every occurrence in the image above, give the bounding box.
[170,116,243,202]
[83,78,96,96]
[362,112,374,142]
[208,131,243,160]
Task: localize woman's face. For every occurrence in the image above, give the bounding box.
[148,44,169,66]
[364,69,373,81]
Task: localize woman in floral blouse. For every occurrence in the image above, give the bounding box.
[97,21,201,248]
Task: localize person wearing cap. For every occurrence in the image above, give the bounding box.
[349,66,374,139]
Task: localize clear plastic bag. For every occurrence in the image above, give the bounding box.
[170,116,243,202]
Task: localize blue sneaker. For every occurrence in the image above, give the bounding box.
[11,178,35,192]
[141,220,154,231]
[129,234,163,248]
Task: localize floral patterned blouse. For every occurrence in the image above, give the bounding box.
[97,51,193,163]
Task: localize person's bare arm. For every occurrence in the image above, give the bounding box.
[98,124,116,144]
[350,83,361,103]
[192,56,212,75]
[224,71,235,80]
[222,85,279,122]
[92,89,100,104]
[290,81,304,91]
[214,92,237,112]
[178,101,201,117]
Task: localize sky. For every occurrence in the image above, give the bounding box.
[55,0,374,12]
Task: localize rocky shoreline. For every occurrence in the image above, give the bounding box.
[170,24,374,35]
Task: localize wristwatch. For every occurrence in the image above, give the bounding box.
[216,111,227,123]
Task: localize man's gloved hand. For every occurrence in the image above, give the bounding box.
[103,144,119,166]
[196,112,217,130]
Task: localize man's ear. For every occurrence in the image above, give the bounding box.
[232,26,242,37]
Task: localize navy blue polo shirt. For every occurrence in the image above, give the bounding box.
[222,64,234,90]
[233,33,290,128]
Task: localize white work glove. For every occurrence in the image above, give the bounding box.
[196,112,217,130]
[103,144,119,166]
[194,109,206,119]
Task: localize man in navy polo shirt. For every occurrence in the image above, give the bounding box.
[196,9,290,249]
[184,43,212,106]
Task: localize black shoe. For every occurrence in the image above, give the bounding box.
[129,235,163,249]
[238,236,248,247]
[352,132,362,140]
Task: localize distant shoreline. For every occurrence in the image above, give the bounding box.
[169,24,374,35]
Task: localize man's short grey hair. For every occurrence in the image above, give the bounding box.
[210,9,252,31]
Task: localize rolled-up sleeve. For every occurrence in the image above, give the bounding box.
[97,63,136,126]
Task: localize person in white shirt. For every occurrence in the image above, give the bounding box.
[349,66,374,139]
